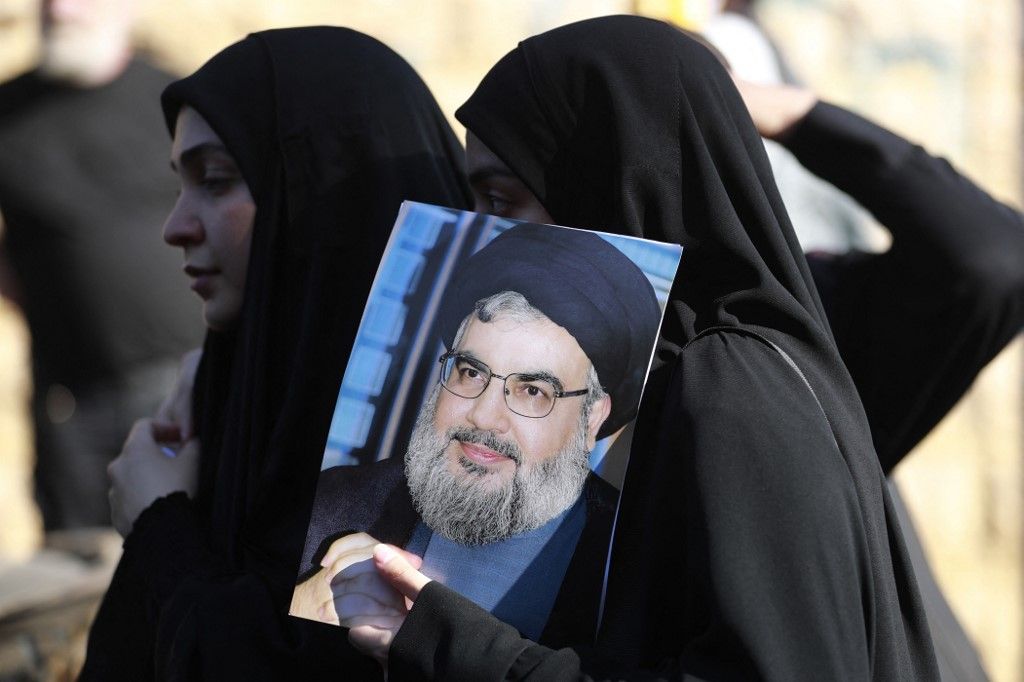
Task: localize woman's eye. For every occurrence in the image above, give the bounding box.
[200,176,233,193]
[486,194,510,215]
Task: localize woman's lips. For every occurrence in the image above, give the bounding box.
[184,265,218,299]
[459,440,511,466]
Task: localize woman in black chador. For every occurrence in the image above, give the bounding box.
[80,27,469,680]
[355,16,942,680]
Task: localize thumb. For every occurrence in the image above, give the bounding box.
[373,544,430,601]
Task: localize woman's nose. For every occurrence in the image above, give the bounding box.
[162,193,204,247]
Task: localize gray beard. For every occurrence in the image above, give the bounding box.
[404,385,591,546]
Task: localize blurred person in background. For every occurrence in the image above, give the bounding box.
[0,0,203,530]
[703,0,877,253]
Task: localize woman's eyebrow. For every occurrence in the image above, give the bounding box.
[170,142,231,171]
[468,164,519,186]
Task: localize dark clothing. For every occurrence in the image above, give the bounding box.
[80,28,470,681]
[786,101,1024,682]
[302,458,618,652]
[0,60,204,528]
[397,331,911,681]
[438,16,937,680]
[888,480,992,682]
[80,22,1023,682]
[792,102,1023,682]
[789,103,1024,474]
[395,46,1024,678]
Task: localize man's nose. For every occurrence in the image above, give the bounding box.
[465,379,512,433]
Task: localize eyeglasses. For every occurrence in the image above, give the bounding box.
[438,351,589,419]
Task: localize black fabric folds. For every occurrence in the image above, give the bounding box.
[452,15,938,680]
[790,102,1024,474]
[82,26,469,680]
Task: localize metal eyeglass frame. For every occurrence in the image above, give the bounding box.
[437,350,589,418]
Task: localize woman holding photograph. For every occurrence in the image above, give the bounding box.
[343,15,942,681]
[79,27,469,680]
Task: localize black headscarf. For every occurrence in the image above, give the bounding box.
[456,16,937,680]
[162,26,470,595]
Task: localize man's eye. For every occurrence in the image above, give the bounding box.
[519,383,552,400]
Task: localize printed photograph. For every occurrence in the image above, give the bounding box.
[289,201,681,642]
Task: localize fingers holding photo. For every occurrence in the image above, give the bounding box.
[107,417,201,537]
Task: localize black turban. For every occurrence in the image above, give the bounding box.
[436,222,661,439]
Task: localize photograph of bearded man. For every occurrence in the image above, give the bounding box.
[290,219,671,653]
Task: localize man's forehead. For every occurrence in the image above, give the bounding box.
[457,315,591,376]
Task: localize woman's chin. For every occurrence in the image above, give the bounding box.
[202,298,242,332]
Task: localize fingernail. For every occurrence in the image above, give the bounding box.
[374,544,397,563]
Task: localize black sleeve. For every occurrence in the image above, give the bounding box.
[80,493,379,681]
[392,582,608,682]
[784,102,1024,473]
[391,334,879,681]
[79,493,215,680]
[394,582,678,681]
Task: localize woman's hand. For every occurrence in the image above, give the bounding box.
[290,534,423,625]
[291,533,390,625]
[289,533,428,674]
[155,348,202,440]
[107,417,200,537]
[347,544,432,671]
[731,76,817,140]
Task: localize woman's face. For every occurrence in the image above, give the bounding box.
[164,106,256,331]
[465,131,553,224]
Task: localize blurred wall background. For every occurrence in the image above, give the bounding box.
[0,0,1020,679]
[749,3,1023,681]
